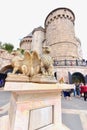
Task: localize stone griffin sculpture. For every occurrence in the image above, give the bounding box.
[11,51,41,77]
[11,46,54,78]
[41,46,54,76]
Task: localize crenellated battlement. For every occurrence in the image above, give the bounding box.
[45,7,75,27]
[20,36,32,45]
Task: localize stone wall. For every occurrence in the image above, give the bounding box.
[44,8,81,60]
[54,66,87,83]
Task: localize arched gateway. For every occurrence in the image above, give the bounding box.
[72,72,85,84]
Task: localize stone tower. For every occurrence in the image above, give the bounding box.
[44,8,82,60]
[20,35,32,51]
[31,26,45,55]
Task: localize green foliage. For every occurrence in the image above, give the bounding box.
[1,43,14,53]
[0,41,2,48]
[17,48,25,55]
[20,49,24,54]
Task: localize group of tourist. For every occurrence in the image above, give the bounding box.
[63,82,84,100]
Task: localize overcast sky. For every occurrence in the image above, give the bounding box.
[0,0,87,59]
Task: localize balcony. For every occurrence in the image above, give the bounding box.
[53,59,87,66]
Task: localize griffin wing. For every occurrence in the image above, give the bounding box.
[23,51,32,66]
[32,51,41,74]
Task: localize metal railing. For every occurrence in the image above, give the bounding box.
[53,59,87,66]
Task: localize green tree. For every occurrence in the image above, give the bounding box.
[0,41,2,48]
[2,43,14,53]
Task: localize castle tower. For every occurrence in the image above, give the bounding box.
[31,26,45,55]
[20,34,32,51]
[44,7,82,60]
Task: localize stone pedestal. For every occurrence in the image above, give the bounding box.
[4,82,72,130]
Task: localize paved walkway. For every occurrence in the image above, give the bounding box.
[0,92,87,130]
[62,96,87,130]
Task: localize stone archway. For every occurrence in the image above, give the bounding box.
[72,72,85,84]
[0,65,13,74]
[0,65,13,87]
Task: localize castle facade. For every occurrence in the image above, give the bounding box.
[0,7,87,84]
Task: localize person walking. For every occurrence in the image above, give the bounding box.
[63,82,72,100]
[63,89,72,100]
[75,83,80,97]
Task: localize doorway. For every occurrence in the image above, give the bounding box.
[72,72,85,84]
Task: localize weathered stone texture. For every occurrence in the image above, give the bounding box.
[50,42,78,60]
[45,8,81,60]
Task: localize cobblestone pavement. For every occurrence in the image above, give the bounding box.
[62,96,87,130]
[0,91,87,130]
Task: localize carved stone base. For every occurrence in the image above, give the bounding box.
[6,73,29,82]
[29,74,57,83]
[6,74,57,84]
